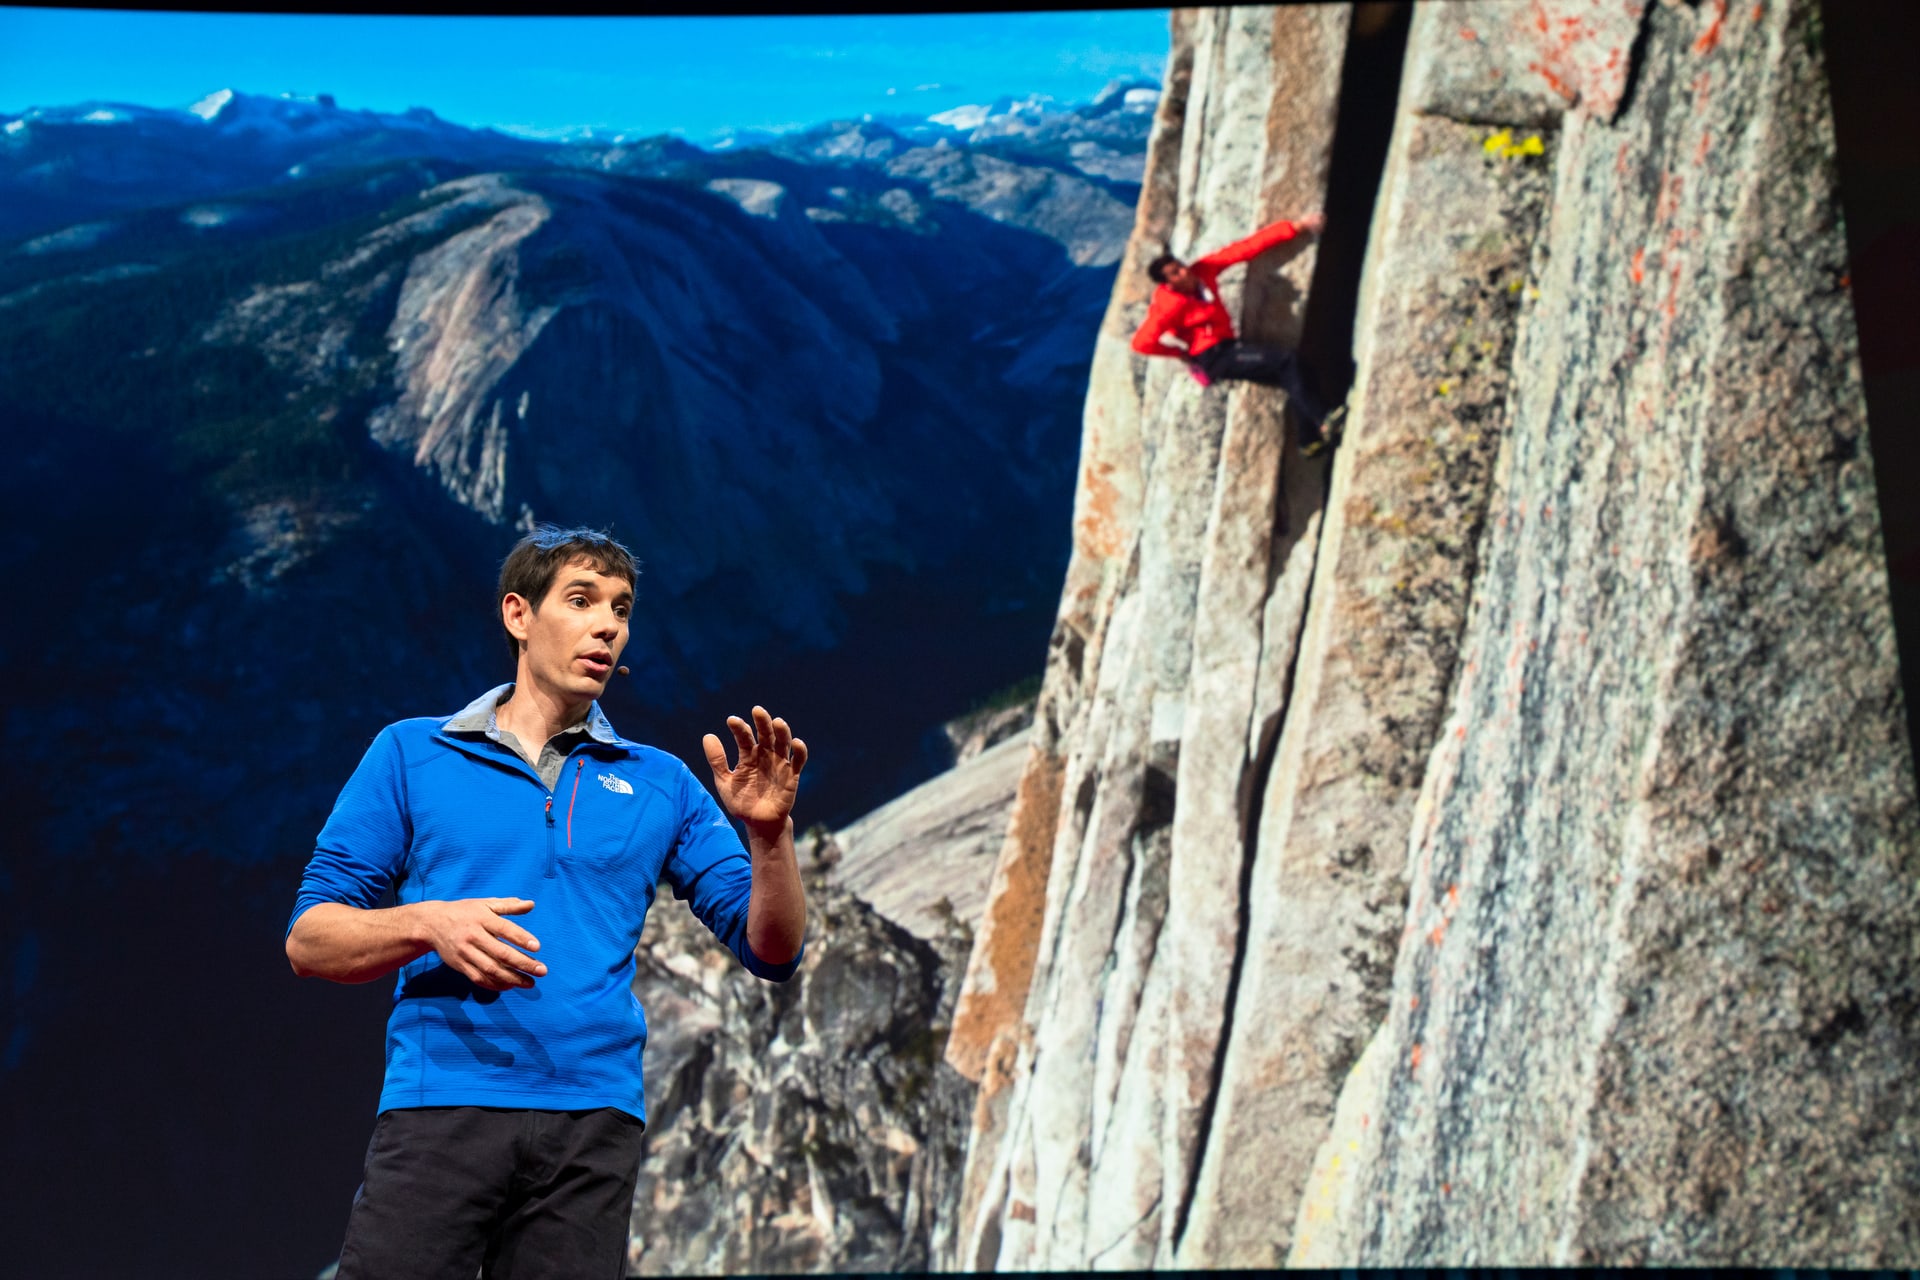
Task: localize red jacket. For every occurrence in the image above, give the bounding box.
[1130,219,1302,359]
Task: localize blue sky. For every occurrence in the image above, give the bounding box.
[0,7,1171,142]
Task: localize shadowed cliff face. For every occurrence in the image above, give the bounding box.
[346,168,1109,700]
[624,842,975,1275]
[942,0,1919,1268]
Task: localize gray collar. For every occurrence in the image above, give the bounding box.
[443,682,620,745]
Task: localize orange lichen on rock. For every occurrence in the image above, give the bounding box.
[1655,171,1683,223]
[1694,0,1729,54]
[1528,61,1579,104]
[1075,458,1129,560]
[945,751,1066,1080]
[1660,254,1686,347]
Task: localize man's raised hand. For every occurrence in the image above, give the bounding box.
[1296,211,1327,235]
[422,897,547,992]
[703,705,807,834]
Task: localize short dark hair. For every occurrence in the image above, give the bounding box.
[497,524,640,661]
[1147,252,1181,283]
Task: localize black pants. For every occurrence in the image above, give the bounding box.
[336,1107,646,1280]
[1195,340,1332,442]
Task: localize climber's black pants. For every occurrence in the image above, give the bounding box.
[1195,340,1331,442]
[335,1106,646,1280]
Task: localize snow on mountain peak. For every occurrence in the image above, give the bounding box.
[188,89,236,122]
[928,104,990,130]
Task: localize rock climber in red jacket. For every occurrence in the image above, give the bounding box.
[1131,212,1346,457]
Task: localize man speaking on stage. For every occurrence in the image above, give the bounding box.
[286,524,808,1278]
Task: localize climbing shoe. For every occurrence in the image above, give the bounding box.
[1323,401,1350,437]
[1301,436,1329,458]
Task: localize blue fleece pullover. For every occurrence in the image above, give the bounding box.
[289,696,801,1121]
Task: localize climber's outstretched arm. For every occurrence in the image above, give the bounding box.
[1196,212,1324,271]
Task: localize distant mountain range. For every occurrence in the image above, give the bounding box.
[1,81,1159,244]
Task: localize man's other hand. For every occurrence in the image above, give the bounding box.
[703,705,807,836]
[1296,211,1326,235]
[422,897,547,991]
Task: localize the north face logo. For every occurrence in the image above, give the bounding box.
[598,773,633,795]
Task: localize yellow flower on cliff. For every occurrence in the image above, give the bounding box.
[1485,129,1545,160]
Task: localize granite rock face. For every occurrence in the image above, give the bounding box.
[832,732,1030,945]
[946,0,1918,1268]
[626,845,974,1274]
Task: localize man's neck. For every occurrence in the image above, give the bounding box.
[495,671,591,751]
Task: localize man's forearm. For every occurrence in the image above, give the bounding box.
[743,817,806,966]
[1131,332,1191,358]
[286,901,435,983]
[1198,218,1299,270]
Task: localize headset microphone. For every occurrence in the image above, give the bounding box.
[617,666,630,676]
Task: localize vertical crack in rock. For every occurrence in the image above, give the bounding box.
[1166,1,1406,1229]
[1153,8,1346,1265]
[1089,788,1173,1169]
[1609,0,1660,125]
[1171,442,1334,1258]
[1088,1193,1163,1267]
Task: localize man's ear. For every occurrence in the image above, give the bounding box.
[501,592,534,646]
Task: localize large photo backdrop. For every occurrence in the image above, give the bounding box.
[3,2,1917,1277]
